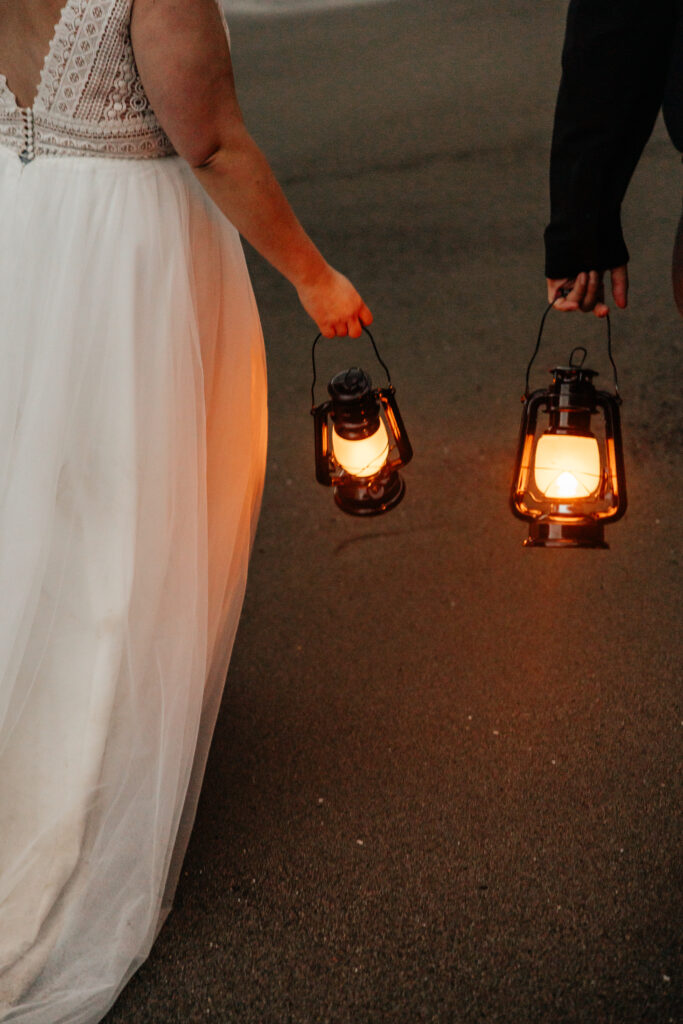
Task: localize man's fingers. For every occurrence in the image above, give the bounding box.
[547,276,582,311]
[611,265,628,308]
[547,280,561,304]
[580,270,602,311]
[552,272,587,310]
[567,272,587,305]
[547,268,628,316]
[548,277,574,304]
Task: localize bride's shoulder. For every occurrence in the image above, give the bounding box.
[131,0,229,63]
[131,0,228,31]
[131,0,240,169]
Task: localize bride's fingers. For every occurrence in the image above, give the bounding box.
[347,318,363,338]
[359,302,373,326]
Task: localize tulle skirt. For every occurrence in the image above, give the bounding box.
[0,146,267,1023]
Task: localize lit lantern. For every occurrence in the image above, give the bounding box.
[511,320,627,547]
[311,328,413,516]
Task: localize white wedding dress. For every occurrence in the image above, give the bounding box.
[0,2,268,1021]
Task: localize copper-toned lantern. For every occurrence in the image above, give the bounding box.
[311,328,413,516]
[511,304,627,548]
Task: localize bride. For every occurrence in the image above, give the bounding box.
[0,1,372,1021]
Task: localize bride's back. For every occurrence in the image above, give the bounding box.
[0,0,176,161]
[0,0,72,108]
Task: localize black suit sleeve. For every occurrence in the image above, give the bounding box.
[544,0,677,279]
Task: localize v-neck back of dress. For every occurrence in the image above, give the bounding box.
[0,0,74,112]
[0,0,174,160]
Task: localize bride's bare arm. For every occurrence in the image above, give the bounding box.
[130,0,371,338]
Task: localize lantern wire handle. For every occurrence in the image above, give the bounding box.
[523,288,621,401]
[604,311,622,401]
[310,325,392,409]
[569,346,587,367]
[523,297,556,399]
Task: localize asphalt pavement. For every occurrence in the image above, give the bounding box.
[105,2,682,1021]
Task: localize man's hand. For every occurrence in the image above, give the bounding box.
[546,266,629,317]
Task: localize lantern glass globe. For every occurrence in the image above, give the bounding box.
[533,433,601,499]
[332,420,390,478]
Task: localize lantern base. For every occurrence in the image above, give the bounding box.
[334,470,405,516]
[524,519,608,549]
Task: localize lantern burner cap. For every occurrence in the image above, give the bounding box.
[328,366,381,440]
[550,364,598,384]
[329,366,373,400]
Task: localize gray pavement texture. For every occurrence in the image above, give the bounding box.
[104,2,682,1022]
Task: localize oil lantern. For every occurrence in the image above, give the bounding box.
[510,304,627,548]
[311,327,413,516]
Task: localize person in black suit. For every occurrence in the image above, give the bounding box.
[544,0,683,315]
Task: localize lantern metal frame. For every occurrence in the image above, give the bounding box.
[510,301,628,548]
[310,327,413,516]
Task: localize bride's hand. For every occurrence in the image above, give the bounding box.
[296,264,373,338]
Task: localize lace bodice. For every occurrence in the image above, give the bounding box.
[0,0,179,160]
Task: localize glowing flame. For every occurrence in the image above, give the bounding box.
[554,471,580,498]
